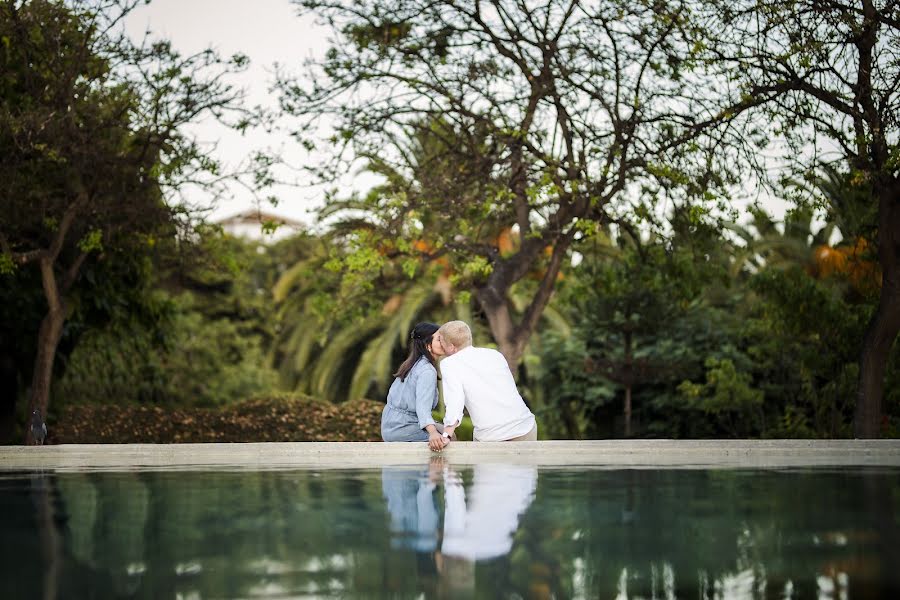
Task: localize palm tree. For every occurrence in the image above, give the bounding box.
[727,206,832,277]
[271,247,473,402]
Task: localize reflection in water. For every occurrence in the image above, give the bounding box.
[441,462,537,561]
[31,472,62,600]
[381,459,538,597]
[381,463,440,553]
[0,466,898,598]
[381,459,538,561]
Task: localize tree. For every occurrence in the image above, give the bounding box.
[281,0,751,369]
[271,116,574,403]
[0,0,255,443]
[576,237,687,437]
[701,0,900,436]
[55,231,283,409]
[538,207,744,439]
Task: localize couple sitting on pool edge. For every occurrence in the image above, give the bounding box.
[380,320,538,451]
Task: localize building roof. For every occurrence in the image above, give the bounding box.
[215,209,306,229]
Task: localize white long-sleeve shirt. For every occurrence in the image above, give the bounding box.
[440,346,536,441]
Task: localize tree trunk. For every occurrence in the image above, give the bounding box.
[24,310,65,445]
[25,260,66,445]
[624,385,632,438]
[475,285,526,370]
[853,261,900,438]
[854,184,900,438]
[623,330,633,438]
[475,233,574,373]
[560,400,581,440]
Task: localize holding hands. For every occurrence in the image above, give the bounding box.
[426,422,456,452]
[428,430,448,452]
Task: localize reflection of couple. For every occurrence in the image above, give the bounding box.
[380,321,537,450]
[382,461,538,562]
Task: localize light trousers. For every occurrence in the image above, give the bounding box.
[474,424,538,442]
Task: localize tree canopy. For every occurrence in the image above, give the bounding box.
[280,0,757,367]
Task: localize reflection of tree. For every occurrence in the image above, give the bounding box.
[55,474,96,571]
[563,469,900,598]
[859,472,900,599]
[51,473,151,597]
[31,473,62,600]
[49,469,404,597]
[3,466,897,598]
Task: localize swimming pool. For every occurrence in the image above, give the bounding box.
[1,457,898,598]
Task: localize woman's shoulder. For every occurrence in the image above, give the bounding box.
[411,356,437,377]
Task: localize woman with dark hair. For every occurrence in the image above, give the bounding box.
[381,322,448,449]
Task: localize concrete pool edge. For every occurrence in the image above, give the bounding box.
[1,440,899,470]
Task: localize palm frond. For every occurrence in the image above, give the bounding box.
[309,316,383,401]
[349,282,436,401]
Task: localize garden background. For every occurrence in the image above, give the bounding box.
[2,0,899,444]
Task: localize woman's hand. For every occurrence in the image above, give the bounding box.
[428,430,447,452]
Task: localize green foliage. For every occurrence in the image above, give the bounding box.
[678,358,764,438]
[0,0,264,439]
[272,250,474,402]
[535,213,737,438]
[56,295,278,408]
[0,253,13,275]
[55,233,283,408]
[536,198,899,439]
[743,266,871,437]
[76,229,104,254]
[531,333,617,439]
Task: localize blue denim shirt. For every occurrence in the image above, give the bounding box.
[381,357,439,442]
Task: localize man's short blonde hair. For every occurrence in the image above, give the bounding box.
[439,320,473,349]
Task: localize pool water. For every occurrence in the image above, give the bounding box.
[1,461,898,598]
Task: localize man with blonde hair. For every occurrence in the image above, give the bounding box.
[432,320,537,445]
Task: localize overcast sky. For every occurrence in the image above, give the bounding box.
[125,0,342,225]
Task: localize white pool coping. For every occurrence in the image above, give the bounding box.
[1,440,899,471]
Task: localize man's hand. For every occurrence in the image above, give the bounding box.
[443,425,457,441]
